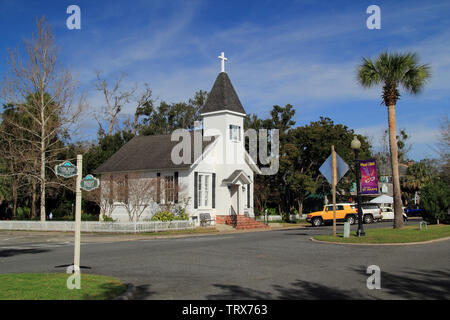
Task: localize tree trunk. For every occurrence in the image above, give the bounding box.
[40,105,46,221]
[388,104,404,229]
[31,178,37,220]
[12,182,17,219]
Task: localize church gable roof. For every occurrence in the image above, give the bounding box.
[94,131,215,174]
[223,170,252,185]
[200,72,246,115]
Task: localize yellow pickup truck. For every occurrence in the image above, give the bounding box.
[306,203,358,227]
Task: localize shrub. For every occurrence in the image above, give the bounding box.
[151,211,175,222]
[81,213,99,221]
[101,214,115,222]
[266,208,278,216]
[420,179,450,224]
[14,207,31,220]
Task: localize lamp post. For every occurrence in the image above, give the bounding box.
[351,136,365,237]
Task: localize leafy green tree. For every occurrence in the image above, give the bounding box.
[84,131,135,176]
[245,105,372,219]
[289,117,371,213]
[402,160,435,204]
[420,178,450,224]
[357,52,431,229]
[139,90,207,136]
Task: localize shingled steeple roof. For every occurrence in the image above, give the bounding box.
[200,72,246,115]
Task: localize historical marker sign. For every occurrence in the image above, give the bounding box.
[80,175,100,192]
[55,161,78,178]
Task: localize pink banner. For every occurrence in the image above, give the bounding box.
[360,159,378,195]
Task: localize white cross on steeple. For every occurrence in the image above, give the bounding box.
[218,52,227,73]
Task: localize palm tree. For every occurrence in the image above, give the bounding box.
[357,52,431,229]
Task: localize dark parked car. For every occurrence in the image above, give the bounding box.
[404,204,423,217]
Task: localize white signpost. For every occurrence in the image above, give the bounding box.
[74,155,82,276]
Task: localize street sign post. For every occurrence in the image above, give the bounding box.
[319,148,350,236]
[54,156,99,285]
[74,155,82,277]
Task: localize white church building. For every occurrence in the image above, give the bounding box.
[94,54,267,229]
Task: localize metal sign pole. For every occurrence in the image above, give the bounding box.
[332,146,337,237]
[74,154,82,274]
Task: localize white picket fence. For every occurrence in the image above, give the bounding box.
[0,220,194,233]
[255,214,307,222]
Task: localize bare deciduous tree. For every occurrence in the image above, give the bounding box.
[133,83,153,135]
[438,116,450,182]
[113,173,158,222]
[0,17,85,221]
[94,71,136,136]
[83,177,116,221]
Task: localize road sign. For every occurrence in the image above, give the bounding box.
[80,175,100,192]
[319,152,349,185]
[55,161,78,178]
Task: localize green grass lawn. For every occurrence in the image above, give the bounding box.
[0,273,127,300]
[314,224,450,244]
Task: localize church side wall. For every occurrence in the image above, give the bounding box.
[101,170,191,223]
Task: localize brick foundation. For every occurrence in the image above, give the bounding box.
[216,215,270,230]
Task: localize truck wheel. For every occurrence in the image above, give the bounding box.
[346,215,356,225]
[364,214,374,224]
[312,217,322,227]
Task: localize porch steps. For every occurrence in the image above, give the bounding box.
[216,215,270,230]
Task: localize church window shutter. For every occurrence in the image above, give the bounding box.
[156,172,161,204]
[194,172,198,209]
[212,173,216,209]
[174,172,179,204]
[247,175,251,208]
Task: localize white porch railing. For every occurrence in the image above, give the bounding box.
[0,220,194,233]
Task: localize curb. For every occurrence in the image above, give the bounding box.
[309,235,450,246]
[113,283,136,300]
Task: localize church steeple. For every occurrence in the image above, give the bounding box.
[200,72,246,115]
[202,53,246,166]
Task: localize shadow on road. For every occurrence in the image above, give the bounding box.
[206,280,367,300]
[207,267,450,300]
[133,284,155,299]
[0,248,49,258]
[352,266,450,300]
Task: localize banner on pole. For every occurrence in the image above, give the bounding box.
[359,159,378,195]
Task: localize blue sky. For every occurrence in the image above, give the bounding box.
[0,0,449,160]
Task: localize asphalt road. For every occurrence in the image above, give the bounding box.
[1,220,449,300]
